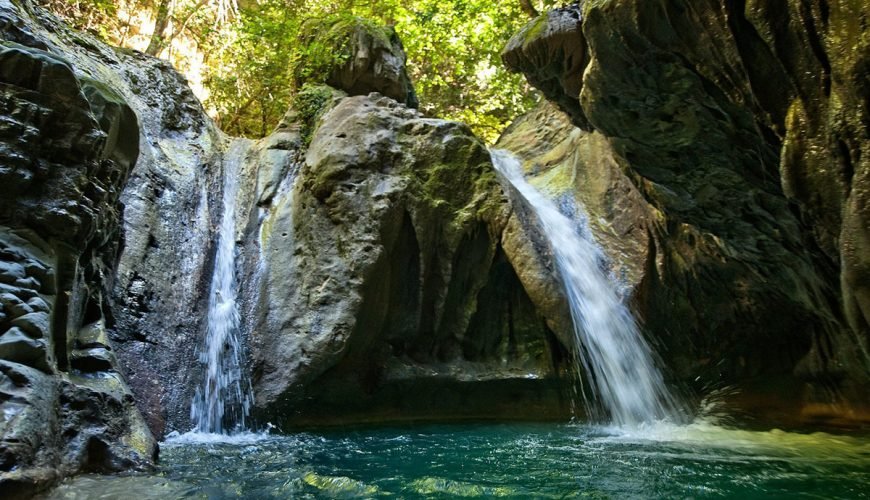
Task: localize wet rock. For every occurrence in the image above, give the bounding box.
[10,311,48,338]
[0,292,30,318]
[0,0,155,491]
[0,261,26,284]
[25,296,48,313]
[75,321,109,349]
[502,1,870,425]
[69,348,115,373]
[0,328,47,371]
[58,376,157,473]
[0,360,59,496]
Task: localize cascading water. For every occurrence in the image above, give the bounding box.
[190,140,254,434]
[491,149,682,426]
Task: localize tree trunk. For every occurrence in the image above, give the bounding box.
[145,0,172,56]
[519,0,539,18]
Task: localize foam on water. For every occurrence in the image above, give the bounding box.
[163,429,273,446]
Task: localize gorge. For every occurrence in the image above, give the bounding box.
[0,0,868,497]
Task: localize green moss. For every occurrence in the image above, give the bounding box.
[294,14,397,88]
[407,135,503,241]
[521,14,550,48]
[292,84,342,145]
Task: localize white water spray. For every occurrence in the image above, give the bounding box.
[191,140,253,434]
[491,149,682,426]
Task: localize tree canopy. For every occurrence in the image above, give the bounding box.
[40,0,562,142]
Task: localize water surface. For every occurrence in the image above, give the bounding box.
[47,422,870,499]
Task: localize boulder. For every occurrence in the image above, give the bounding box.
[249,93,571,426]
[295,15,418,108]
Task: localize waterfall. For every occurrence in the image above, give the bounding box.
[491,149,682,426]
[191,140,254,434]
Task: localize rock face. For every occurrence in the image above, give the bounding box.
[248,92,571,426]
[0,0,570,441]
[110,12,565,436]
[296,16,419,109]
[502,1,870,426]
[502,7,588,130]
[0,0,156,495]
[0,0,225,448]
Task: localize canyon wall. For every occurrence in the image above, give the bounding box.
[502,1,869,425]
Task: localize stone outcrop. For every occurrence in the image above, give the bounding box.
[0,0,226,445]
[0,0,570,441]
[0,0,156,495]
[502,7,588,130]
[295,16,419,109]
[502,0,870,426]
[247,92,571,426]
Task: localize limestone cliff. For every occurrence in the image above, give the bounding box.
[502,1,869,426]
[0,0,157,495]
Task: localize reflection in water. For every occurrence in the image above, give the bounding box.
[47,422,870,499]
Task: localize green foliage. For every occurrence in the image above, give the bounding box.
[42,0,564,142]
[38,0,121,39]
[385,0,541,142]
[204,0,561,140]
[292,14,391,88]
[199,0,296,136]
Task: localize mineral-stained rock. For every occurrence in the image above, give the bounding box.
[502,1,870,426]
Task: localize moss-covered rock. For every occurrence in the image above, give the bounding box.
[295,15,418,108]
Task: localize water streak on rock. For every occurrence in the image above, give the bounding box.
[191,140,254,433]
[491,149,682,425]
